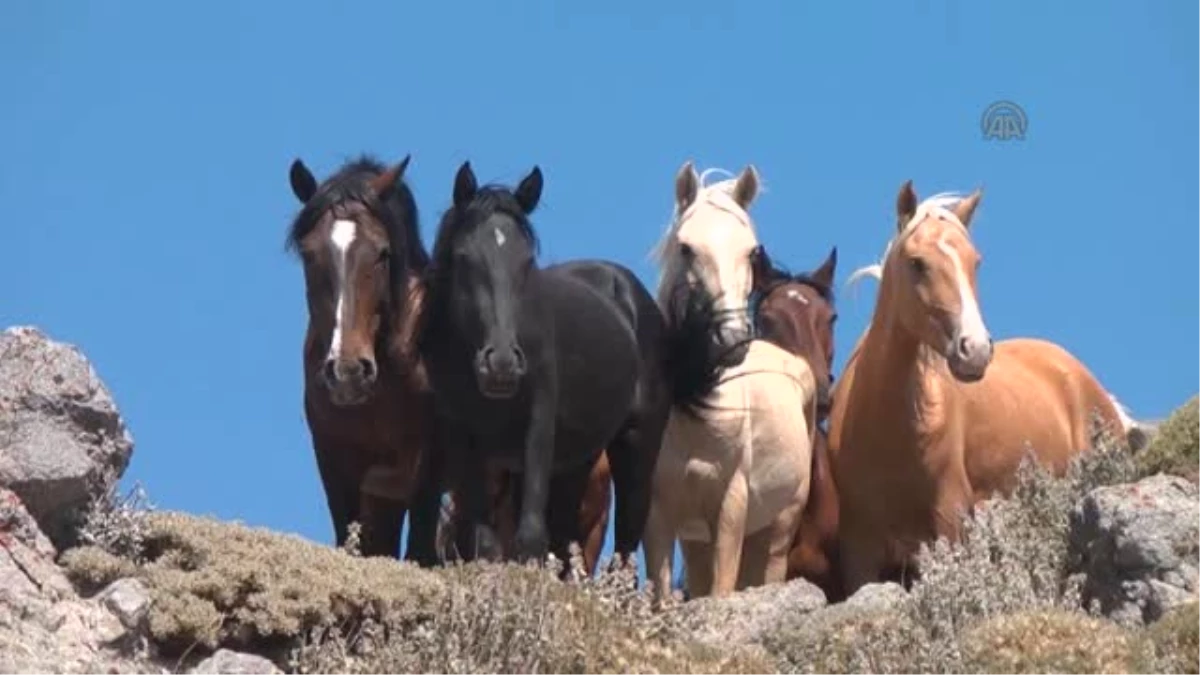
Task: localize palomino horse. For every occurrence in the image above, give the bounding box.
[417,162,671,566]
[644,162,817,599]
[435,451,613,575]
[286,155,436,560]
[830,181,1139,595]
[753,246,846,602]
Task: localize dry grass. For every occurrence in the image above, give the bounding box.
[1136,396,1199,482]
[61,512,771,673]
[960,609,1140,673]
[1138,601,1200,674]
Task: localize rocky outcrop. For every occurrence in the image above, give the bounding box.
[0,326,134,549]
[676,577,828,646]
[1070,474,1200,626]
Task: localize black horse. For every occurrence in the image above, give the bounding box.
[417,161,672,566]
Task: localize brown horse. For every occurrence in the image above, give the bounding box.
[753,246,846,602]
[286,155,434,559]
[829,181,1139,595]
[434,451,613,576]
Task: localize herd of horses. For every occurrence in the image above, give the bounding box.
[284,153,1142,603]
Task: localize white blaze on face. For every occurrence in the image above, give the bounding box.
[328,219,357,360]
[786,289,810,304]
[494,226,506,247]
[935,233,988,344]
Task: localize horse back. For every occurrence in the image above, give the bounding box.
[959,337,1126,493]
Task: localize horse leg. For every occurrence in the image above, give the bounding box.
[764,500,804,585]
[681,540,714,598]
[607,392,669,561]
[313,435,355,548]
[453,437,502,563]
[711,472,749,597]
[404,440,446,567]
[358,495,406,558]
[735,524,774,591]
[839,522,888,597]
[512,378,557,563]
[579,451,612,576]
[642,500,675,601]
[546,456,594,577]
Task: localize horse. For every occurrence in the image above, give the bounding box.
[416,161,671,567]
[753,246,846,602]
[434,450,613,575]
[285,154,437,560]
[642,162,817,599]
[829,180,1141,595]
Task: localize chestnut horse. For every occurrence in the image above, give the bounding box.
[644,162,817,599]
[434,452,613,575]
[830,181,1139,595]
[753,246,846,602]
[286,155,435,559]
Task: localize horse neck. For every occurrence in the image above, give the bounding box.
[855,271,950,434]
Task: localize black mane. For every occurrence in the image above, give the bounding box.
[663,280,752,417]
[757,261,835,306]
[429,185,540,269]
[286,155,429,273]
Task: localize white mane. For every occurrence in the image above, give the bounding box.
[844,192,971,293]
[650,167,765,299]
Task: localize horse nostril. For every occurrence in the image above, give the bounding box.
[323,360,338,383]
[359,359,377,382]
[480,346,496,372]
[511,347,527,372]
[957,335,972,359]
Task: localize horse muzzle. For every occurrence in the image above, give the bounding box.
[321,356,378,406]
[475,344,526,400]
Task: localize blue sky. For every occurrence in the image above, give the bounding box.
[2,1,1195,569]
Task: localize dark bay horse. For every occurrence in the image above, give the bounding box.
[417,161,671,566]
[753,246,845,601]
[286,155,436,559]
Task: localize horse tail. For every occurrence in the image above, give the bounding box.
[1107,393,1154,452]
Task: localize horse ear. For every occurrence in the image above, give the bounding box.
[453,161,478,209]
[369,154,411,197]
[675,161,699,211]
[812,246,838,288]
[732,165,760,209]
[515,166,543,214]
[289,159,318,204]
[896,179,918,231]
[953,188,984,229]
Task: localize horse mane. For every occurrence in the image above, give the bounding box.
[663,280,752,418]
[285,155,429,274]
[844,192,970,294]
[429,184,541,270]
[758,259,835,307]
[650,167,765,301]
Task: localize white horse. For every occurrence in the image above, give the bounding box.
[643,161,817,599]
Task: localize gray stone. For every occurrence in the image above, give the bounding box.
[190,649,282,674]
[100,577,151,630]
[676,577,828,646]
[843,581,908,612]
[1070,474,1199,625]
[0,326,135,549]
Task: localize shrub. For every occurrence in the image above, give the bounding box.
[1138,601,1200,674]
[960,609,1139,674]
[62,512,773,673]
[1136,396,1199,482]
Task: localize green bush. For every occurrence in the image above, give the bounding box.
[1136,396,1199,482]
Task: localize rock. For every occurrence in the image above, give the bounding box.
[843,581,908,612]
[1069,474,1200,625]
[676,577,827,645]
[190,649,283,674]
[0,488,145,672]
[100,577,151,630]
[0,326,135,549]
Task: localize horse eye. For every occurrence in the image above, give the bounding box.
[909,257,928,276]
[377,249,391,264]
[679,243,694,258]
[830,313,839,325]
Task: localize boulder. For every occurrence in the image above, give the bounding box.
[675,577,827,646]
[1070,474,1200,625]
[190,649,283,674]
[0,326,134,549]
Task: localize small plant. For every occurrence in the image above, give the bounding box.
[76,475,155,563]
